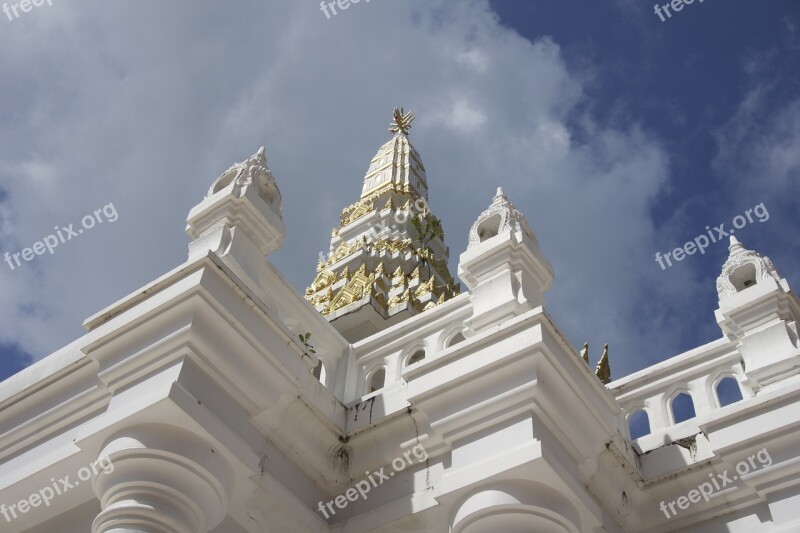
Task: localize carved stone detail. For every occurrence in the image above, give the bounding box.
[207,146,283,215]
[467,187,538,250]
[716,237,781,300]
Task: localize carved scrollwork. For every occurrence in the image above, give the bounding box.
[207,147,283,215]
[716,237,781,300]
[467,187,536,250]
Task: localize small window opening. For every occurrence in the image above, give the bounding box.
[369,368,386,393]
[716,377,744,407]
[671,393,696,424]
[477,214,502,242]
[408,350,425,366]
[448,333,466,347]
[730,264,757,292]
[629,410,651,440]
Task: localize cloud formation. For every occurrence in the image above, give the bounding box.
[0,0,701,378]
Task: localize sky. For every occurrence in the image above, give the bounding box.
[0,0,798,383]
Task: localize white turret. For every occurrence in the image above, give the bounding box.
[715,236,800,390]
[185,146,285,296]
[458,187,554,334]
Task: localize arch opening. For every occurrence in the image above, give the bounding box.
[369,368,386,393]
[448,332,466,348]
[628,409,651,440]
[477,214,502,242]
[730,263,757,292]
[671,392,696,424]
[716,377,743,407]
[407,349,426,366]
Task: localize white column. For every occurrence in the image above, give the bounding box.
[692,376,715,415]
[646,393,670,431]
[91,426,233,533]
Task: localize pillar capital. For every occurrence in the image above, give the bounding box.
[91,425,233,533]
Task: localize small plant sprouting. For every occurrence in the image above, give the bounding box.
[299,332,316,358]
[410,211,442,279]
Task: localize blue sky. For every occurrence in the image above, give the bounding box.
[0,0,798,383]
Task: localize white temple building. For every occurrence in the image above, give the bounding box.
[1,108,799,532]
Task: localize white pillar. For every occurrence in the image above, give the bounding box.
[646,393,670,431]
[92,426,233,533]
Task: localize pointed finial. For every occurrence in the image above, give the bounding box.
[249,146,268,168]
[595,343,611,384]
[729,235,746,254]
[580,342,589,364]
[389,107,415,135]
[496,187,505,197]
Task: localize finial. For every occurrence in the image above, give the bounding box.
[389,107,415,135]
[580,342,589,364]
[729,235,746,254]
[495,187,505,197]
[595,343,611,384]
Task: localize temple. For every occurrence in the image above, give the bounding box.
[0,108,799,532]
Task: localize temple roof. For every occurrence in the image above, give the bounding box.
[360,108,428,201]
[305,108,459,341]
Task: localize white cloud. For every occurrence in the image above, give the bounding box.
[711,75,800,288]
[716,91,800,194]
[428,97,487,133]
[0,0,675,378]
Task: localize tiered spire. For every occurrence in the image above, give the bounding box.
[305,108,460,341]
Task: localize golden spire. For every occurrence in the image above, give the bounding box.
[389,107,415,135]
[305,108,462,338]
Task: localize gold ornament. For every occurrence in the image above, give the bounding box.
[595,344,611,384]
[389,107,415,135]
